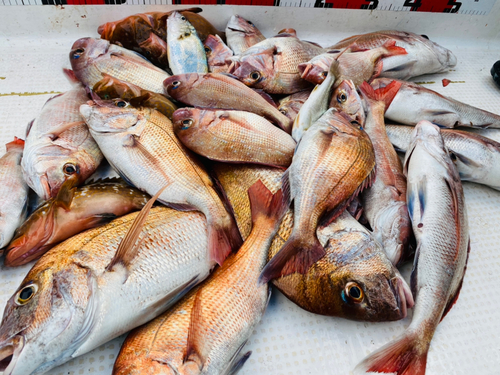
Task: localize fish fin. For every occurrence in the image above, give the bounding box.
[184,287,208,367]
[359,80,402,109]
[383,60,417,76]
[251,88,278,108]
[441,238,470,321]
[382,39,408,56]
[220,72,242,81]
[407,175,427,226]
[354,332,427,375]
[259,235,326,283]
[277,28,297,37]
[372,59,384,79]
[5,137,25,152]
[449,150,482,169]
[207,218,242,266]
[222,341,251,375]
[304,40,324,49]
[47,121,86,140]
[53,175,79,211]
[248,180,288,228]
[63,68,81,84]
[280,168,292,206]
[271,33,296,38]
[129,93,153,107]
[147,275,201,313]
[105,185,166,275]
[25,119,35,138]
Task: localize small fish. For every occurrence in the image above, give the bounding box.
[0,138,29,253]
[21,81,103,200]
[354,121,469,375]
[167,11,208,75]
[213,163,413,322]
[93,73,177,119]
[113,181,288,375]
[278,89,312,122]
[81,98,242,266]
[225,14,266,55]
[328,31,457,80]
[172,108,296,168]
[358,81,412,266]
[329,79,366,125]
[229,34,325,94]
[70,37,170,94]
[372,77,500,128]
[5,178,150,267]
[260,108,376,282]
[204,34,234,73]
[164,73,292,133]
[297,50,339,85]
[386,124,500,190]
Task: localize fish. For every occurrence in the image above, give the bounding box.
[297,50,339,85]
[329,79,366,125]
[172,108,296,168]
[372,77,500,128]
[93,73,178,119]
[0,138,29,253]
[70,38,170,94]
[228,34,325,94]
[21,82,103,200]
[225,14,266,55]
[80,98,242,266]
[4,178,150,267]
[278,89,312,122]
[163,73,292,133]
[204,34,234,73]
[357,81,412,266]
[260,108,376,282]
[167,11,208,75]
[0,195,216,375]
[386,124,500,190]
[113,181,288,375]
[354,121,469,375]
[213,163,413,322]
[328,30,457,80]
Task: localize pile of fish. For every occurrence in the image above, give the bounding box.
[1,7,499,375]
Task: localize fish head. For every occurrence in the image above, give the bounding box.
[70,38,110,82]
[226,15,261,37]
[204,35,233,66]
[229,49,275,89]
[167,11,196,39]
[330,80,366,125]
[0,263,93,375]
[278,94,308,122]
[172,107,208,139]
[163,73,201,100]
[298,52,337,85]
[418,34,457,69]
[93,74,142,101]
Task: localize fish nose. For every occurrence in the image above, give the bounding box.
[0,336,24,375]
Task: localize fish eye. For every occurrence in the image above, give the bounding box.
[63,163,78,176]
[184,32,190,37]
[337,91,348,104]
[181,119,193,129]
[115,100,128,108]
[181,16,186,21]
[320,71,328,78]
[172,80,181,89]
[204,46,212,55]
[247,20,254,26]
[279,108,287,115]
[250,71,261,81]
[72,48,85,59]
[345,282,364,303]
[16,284,38,305]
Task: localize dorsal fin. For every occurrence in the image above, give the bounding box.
[47,121,86,140]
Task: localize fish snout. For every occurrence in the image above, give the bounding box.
[391,273,415,320]
[0,336,24,375]
[298,63,324,84]
[414,120,441,140]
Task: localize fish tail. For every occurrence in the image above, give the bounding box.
[248,180,289,229]
[382,39,408,56]
[259,234,325,284]
[354,331,428,375]
[5,137,25,152]
[207,216,243,266]
[359,80,402,109]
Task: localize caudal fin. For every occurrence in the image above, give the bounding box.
[208,219,243,266]
[259,234,325,284]
[359,80,402,109]
[382,40,408,57]
[248,180,289,228]
[354,331,428,375]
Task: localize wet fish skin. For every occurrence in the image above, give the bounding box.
[172,108,296,168]
[298,51,338,85]
[372,77,500,128]
[70,37,170,94]
[204,34,233,73]
[387,124,500,190]
[213,163,413,322]
[0,139,29,252]
[260,108,376,282]
[354,121,469,375]
[113,181,287,375]
[229,35,324,94]
[5,179,150,267]
[21,86,103,200]
[329,79,366,125]
[0,206,213,375]
[81,100,241,266]
[225,14,265,55]
[163,73,292,133]
[278,89,312,122]
[167,11,208,75]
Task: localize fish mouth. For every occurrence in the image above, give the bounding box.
[391,274,415,319]
[38,173,52,201]
[0,336,24,375]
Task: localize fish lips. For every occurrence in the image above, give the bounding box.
[0,335,24,375]
[391,273,415,320]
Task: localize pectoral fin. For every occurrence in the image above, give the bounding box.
[54,175,79,211]
[222,341,251,375]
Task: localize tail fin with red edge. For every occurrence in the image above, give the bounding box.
[248,180,289,229]
[353,331,428,375]
[382,39,408,56]
[359,80,402,109]
[207,219,243,266]
[5,137,25,152]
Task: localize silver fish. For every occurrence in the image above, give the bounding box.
[225,14,265,55]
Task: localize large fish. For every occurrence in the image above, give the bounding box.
[5,178,149,267]
[0,195,215,375]
[172,108,296,168]
[204,34,233,73]
[358,81,412,266]
[278,89,312,122]
[70,38,170,94]
[113,181,288,375]
[225,14,266,55]
[372,78,500,128]
[354,121,469,375]
[260,108,376,282]
[163,73,292,133]
[213,163,413,321]
[93,74,177,119]
[328,31,457,80]
[167,11,208,75]
[386,124,500,190]
[0,138,29,253]
[80,99,241,266]
[21,84,103,200]
[228,34,325,94]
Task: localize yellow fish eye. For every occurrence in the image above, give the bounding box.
[16,284,38,305]
[345,282,364,303]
